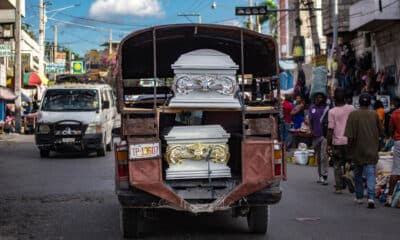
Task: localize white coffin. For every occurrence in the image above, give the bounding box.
[164,125,231,180]
[169,49,240,108]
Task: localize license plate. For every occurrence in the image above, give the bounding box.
[62,138,75,143]
[129,143,160,159]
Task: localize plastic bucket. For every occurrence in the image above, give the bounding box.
[307,150,316,166]
[377,156,393,176]
[294,151,308,165]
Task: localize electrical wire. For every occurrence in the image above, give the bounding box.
[57,12,149,27]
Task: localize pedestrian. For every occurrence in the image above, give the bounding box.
[374,100,385,129]
[327,88,355,194]
[308,92,330,185]
[386,96,400,206]
[282,94,293,148]
[291,95,304,130]
[345,93,383,208]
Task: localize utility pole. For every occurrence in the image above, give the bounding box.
[248,0,254,30]
[295,0,302,69]
[255,2,261,33]
[305,0,321,55]
[332,0,338,51]
[38,0,48,74]
[14,0,22,133]
[53,24,57,62]
[109,29,112,55]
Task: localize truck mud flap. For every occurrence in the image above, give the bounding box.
[129,159,192,211]
[215,139,274,208]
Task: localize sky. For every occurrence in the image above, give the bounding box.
[23,0,273,57]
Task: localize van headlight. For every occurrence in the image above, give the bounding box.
[85,123,102,134]
[38,124,50,134]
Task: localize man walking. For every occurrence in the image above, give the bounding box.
[345,93,382,208]
[327,88,354,194]
[282,94,293,148]
[308,92,329,185]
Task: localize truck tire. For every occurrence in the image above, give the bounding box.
[40,149,50,158]
[120,208,140,238]
[247,206,269,234]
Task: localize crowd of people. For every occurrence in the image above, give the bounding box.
[281,88,400,209]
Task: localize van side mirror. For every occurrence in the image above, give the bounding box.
[102,101,110,109]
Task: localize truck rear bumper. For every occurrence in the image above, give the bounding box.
[117,186,282,209]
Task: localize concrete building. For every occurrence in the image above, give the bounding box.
[21,30,41,72]
[322,0,358,45]
[349,0,400,96]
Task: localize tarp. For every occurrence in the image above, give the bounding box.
[0,86,17,101]
[279,60,297,70]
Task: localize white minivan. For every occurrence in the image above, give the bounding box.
[35,83,118,157]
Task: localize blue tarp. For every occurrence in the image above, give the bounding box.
[280,70,294,90]
[0,101,4,121]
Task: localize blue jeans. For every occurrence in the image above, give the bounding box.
[283,122,292,148]
[354,164,376,200]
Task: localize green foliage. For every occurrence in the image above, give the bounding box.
[260,0,278,38]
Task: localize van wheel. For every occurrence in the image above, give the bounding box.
[247,206,269,234]
[97,140,106,157]
[120,208,140,238]
[40,149,50,158]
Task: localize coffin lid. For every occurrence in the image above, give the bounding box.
[171,49,238,70]
[164,125,230,141]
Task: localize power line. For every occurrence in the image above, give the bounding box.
[47,17,131,33]
[57,12,149,27]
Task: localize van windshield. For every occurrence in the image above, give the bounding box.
[41,89,99,112]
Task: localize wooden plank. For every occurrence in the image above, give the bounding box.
[123,118,157,135]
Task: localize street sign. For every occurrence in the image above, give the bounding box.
[235,6,268,15]
[71,61,84,74]
[0,44,12,57]
[46,63,65,74]
[55,52,66,65]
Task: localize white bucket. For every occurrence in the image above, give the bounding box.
[294,151,308,165]
[377,157,393,176]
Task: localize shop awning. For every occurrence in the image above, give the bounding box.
[23,72,49,86]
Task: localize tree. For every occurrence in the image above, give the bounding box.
[259,0,277,38]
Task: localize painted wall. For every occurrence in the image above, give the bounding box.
[373,23,400,97]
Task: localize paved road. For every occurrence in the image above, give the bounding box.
[1,135,399,240]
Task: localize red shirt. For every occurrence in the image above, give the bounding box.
[389,109,400,141]
[282,100,293,124]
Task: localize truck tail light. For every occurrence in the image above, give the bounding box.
[274,143,284,177]
[115,144,129,189]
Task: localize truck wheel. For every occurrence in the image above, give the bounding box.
[97,141,106,157]
[247,206,269,234]
[40,149,50,158]
[120,208,140,238]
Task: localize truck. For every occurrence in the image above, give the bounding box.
[114,24,286,238]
